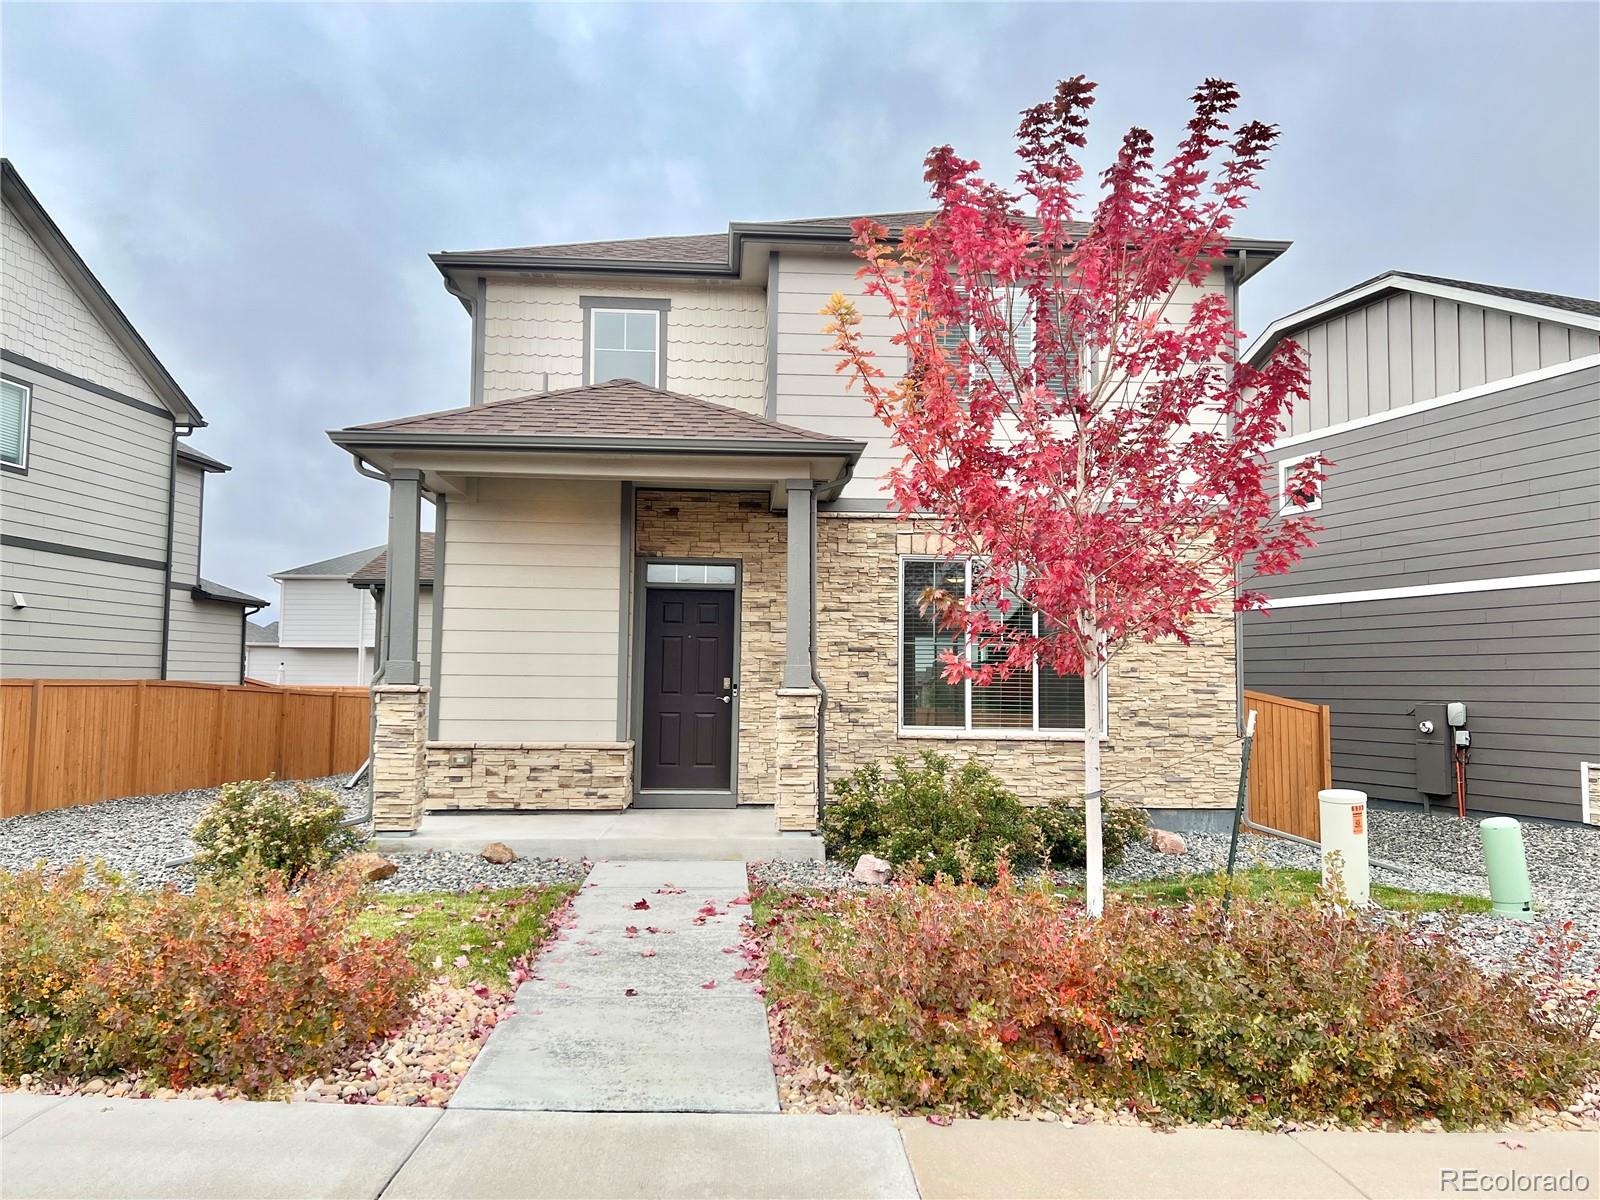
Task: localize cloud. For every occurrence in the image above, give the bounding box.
[3,1,1595,614]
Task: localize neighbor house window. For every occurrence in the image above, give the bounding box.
[589,308,660,386]
[899,557,1092,735]
[0,378,29,469]
[1278,451,1323,513]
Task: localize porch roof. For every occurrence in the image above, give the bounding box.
[328,380,866,501]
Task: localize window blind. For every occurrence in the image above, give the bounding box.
[0,380,27,466]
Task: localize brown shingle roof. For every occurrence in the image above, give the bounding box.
[1384,272,1600,319]
[339,379,862,447]
[351,533,435,587]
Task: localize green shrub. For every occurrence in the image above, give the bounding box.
[763,879,1600,1126]
[0,861,420,1094]
[1035,796,1151,869]
[192,778,363,884]
[822,752,1044,884]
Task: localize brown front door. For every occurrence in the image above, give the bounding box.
[640,588,735,792]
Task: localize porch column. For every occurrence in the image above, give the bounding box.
[383,468,423,686]
[783,479,815,689]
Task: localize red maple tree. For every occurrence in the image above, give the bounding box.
[824,76,1325,915]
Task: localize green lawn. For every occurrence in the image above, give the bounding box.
[1095,867,1491,913]
[358,885,575,986]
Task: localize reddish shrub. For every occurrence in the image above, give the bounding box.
[0,862,421,1094]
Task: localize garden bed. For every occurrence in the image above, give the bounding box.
[2,871,575,1108]
[747,871,1600,1133]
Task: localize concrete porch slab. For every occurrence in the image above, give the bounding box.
[374,807,823,862]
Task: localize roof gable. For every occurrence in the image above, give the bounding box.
[276,544,386,579]
[350,532,436,587]
[1,160,204,424]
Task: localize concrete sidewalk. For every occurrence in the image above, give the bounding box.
[449,859,779,1113]
[3,1094,1595,1200]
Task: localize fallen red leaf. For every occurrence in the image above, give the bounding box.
[640,948,657,958]
[700,979,717,990]
[926,1114,953,1127]
[624,988,638,997]
[631,899,650,910]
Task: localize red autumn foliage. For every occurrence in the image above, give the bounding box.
[823,76,1324,911]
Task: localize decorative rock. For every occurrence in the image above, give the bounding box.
[480,842,519,865]
[1149,829,1187,855]
[346,852,399,882]
[851,854,894,885]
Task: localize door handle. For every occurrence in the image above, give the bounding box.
[720,695,731,704]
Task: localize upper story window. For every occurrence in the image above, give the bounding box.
[582,296,670,388]
[1,378,30,470]
[1278,451,1323,513]
[899,556,1095,737]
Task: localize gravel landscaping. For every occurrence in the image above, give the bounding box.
[752,805,1600,978]
[0,777,587,893]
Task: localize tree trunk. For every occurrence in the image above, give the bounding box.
[1084,631,1105,917]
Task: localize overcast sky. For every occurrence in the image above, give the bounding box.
[4,2,1597,616]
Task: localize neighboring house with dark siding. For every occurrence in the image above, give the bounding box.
[0,160,263,681]
[1243,272,1600,825]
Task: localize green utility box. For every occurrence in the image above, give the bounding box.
[1478,816,1533,920]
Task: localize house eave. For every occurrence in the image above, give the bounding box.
[327,429,867,459]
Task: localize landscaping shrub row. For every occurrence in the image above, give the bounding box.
[761,870,1600,1127]
[822,750,1150,883]
[0,862,421,1094]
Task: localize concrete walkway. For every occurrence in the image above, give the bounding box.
[450,859,780,1113]
[4,1095,1595,1200]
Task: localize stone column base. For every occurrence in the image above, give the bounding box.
[373,685,429,832]
[775,687,822,832]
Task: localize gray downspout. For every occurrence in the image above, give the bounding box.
[809,488,828,819]
[158,428,181,678]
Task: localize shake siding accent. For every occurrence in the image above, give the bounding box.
[0,543,165,677]
[435,478,620,742]
[1282,294,1600,437]
[0,360,172,560]
[278,578,374,648]
[1,202,165,406]
[170,462,203,587]
[1266,366,1599,599]
[166,594,243,684]
[1243,585,1600,823]
[480,278,766,409]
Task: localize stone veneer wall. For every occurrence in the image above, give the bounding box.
[423,743,633,811]
[775,687,822,831]
[373,685,429,832]
[634,489,788,806]
[816,516,1241,810]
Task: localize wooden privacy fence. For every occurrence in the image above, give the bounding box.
[1,679,371,818]
[1244,689,1332,842]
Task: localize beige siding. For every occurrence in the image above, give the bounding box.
[0,358,173,562]
[772,250,1227,501]
[170,462,203,587]
[1,201,163,405]
[167,594,243,683]
[0,542,165,678]
[435,478,620,742]
[481,277,766,410]
[1282,295,1600,437]
[277,577,374,648]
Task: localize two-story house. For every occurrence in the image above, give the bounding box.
[1243,272,1600,825]
[245,546,382,685]
[1,160,263,682]
[328,214,1290,835]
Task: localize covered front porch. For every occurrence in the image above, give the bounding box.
[327,380,865,841]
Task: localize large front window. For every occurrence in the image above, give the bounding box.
[899,557,1091,735]
[590,308,660,386]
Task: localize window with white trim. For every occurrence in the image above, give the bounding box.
[1278,451,1323,513]
[0,378,29,469]
[940,285,1081,400]
[590,308,660,386]
[899,557,1091,734]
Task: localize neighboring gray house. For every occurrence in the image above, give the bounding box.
[326,212,1290,835]
[1243,272,1600,825]
[1,159,264,681]
[246,546,383,685]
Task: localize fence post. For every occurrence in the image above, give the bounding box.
[211,687,227,787]
[276,690,291,780]
[326,693,340,776]
[25,680,44,815]
[131,680,147,796]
